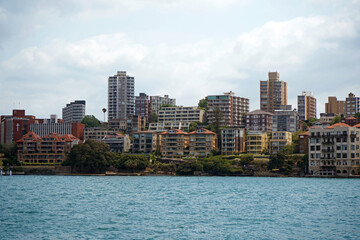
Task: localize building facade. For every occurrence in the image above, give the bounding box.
[245,109,273,132]
[84,127,117,141]
[272,105,299,132]
[160,129,189,158]
[221,128,246,155]
[148,122,190,131]
[269,131,292,154]
[325,96,345,115]
[108,71,135,120]
[17,131,79,164]
[207,91,249,127]
[62,100,86,123]
[260,72,287,114]
[149,95,176,114]
[133,131,160,153]
[308,123,360,176]
[30,122,84,140]
[102,133,130,153]
[345,92,360,117]
[246,131,269,154]
[158,106,204,123]
[135,93,150,121]
[298,131,309,154]
[189,128,217,157]
[297,91,316,121]
[0,110,38,144]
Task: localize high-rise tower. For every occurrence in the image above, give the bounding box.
[260,72,287,114]
[108,71,135,120]
[297,91,316,121]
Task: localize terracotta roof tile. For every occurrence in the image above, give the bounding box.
[327,123,351,129]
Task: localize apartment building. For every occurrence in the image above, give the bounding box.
[135,93,150,121]
[246,131,269,154]
[269,131,292,154]
[17,131,79,164]
[30,122,84,140]
[272,105,299,132]
[260,72,287,114]
[325,96,345,115]
[149,95,176,114]
[62,100,86,123]
[298,131,309,154]
[221,128,246,155]
[245,109,273,132]
[189,128,217,157]
[102,133,130,153]
[148,122,190,131]
[158,106,204,123]
[320,113,337,125]
[207,91,249,127]
[345,92,360,117]
[160,129,189,158]
[297,91,316,121]
[108,71,135,120]
[308,123,360,176]
[84,127,117,141]
[133,131,160,153]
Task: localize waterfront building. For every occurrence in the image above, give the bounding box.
[133,131,160,153]
[30,122,85,140]
[149,95,176,114]
[102,133,130,153]
[221,128,246,155]
[319,113,337,125]
[0,110,38,144]
[84,127,117,141]
[298,131,309,154]
[62,100,86,123]
[325,96,345,115]
[17,131,79,164]
[297,91,316,121]
[344,116,358,126]
[160,129,189,158]
[245,109,273,132]
[135,93,150,121]
[207,91,249,127]
[246,131,269,154]
[345,92,360,117]
[272,105,299,132]
[308,123,360,176]
[108,71,135,120]
[260,72,287,114]
[189,128,217,157]
[269,131,292,154]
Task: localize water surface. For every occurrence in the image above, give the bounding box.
[0,176,359,239]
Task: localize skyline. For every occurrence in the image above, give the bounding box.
[1,0,359,119]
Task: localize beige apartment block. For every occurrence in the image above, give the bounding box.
[308,123,360,177]
[189,128,217,158]
[325,96,345,115]
[84,127,117,141]
[270,131,292,154]
[260,72,287,114]
[148,122,190,131]
[133,131,160,153]
[246,131,269,154]
[297,91,316,121]
[160,129,189,158]
[158,106,204,123]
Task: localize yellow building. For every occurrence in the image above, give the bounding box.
[246,131,269,154]
[270,131,292,154]
[189,128,217,158]
[160,129,189,158]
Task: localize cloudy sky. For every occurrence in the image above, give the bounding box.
[1,0,359,120]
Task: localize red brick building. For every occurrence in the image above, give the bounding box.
[298,131,309,154]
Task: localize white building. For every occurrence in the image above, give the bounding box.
[62,100,86,123]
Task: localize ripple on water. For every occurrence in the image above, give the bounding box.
[0,176,359,239]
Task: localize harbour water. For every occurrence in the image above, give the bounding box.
[0,176,359,239]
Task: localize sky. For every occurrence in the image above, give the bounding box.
[0,0,359,120]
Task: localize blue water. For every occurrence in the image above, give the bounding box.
[0,176,359,239]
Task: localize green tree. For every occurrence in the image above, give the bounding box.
[281,144,295,155]
[176,161,203,175]
[267,152,286,170]
[240,154,254,166]
[63,140,115,173]
[331,116,341,125]
[1,143,19,167]
[114,153,149,171]
[149,113,158,123]
[81,115,101,128]
[355,113,360,122]
[198,97,208,110]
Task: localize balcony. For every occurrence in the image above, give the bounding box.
[321,149,334,153]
